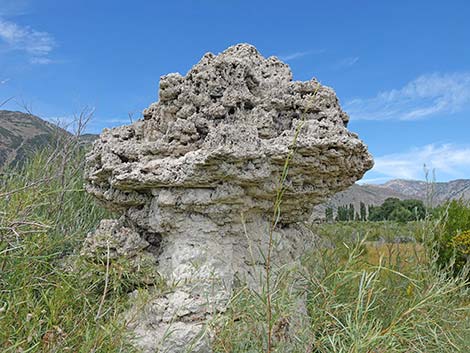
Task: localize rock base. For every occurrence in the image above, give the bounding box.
[85,214,315,352]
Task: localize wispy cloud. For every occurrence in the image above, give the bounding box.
[30,57,54,65]
[369,144,470,181]
[357,177,392,184]
[105,118,134,124]
[337,56,359,68]
[0,18,56,64]
[277,49,325,62]
[346,72,470,120]
[45,111,96,133]
[0,0,30,17]
[0,78,10,84]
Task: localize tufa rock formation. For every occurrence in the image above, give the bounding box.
[84,43,373,352]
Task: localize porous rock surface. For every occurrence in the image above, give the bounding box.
[80,218,159,274]
[84,43,373,352]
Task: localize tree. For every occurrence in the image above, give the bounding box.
[336,205,349,222]
[381,198,402,220]
[360,202,367,221]
[402,199,426,220]
[325,207,334,223]
[389,206,413,223]
[366,198,426,222]
[348,204,355,221]
[368,205,384,221]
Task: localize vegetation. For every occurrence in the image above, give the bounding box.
[0,137,160,352]
[432,199,470,278]
[335,203,356,222]
[333,198,426,223]
[369,198,426,222]
[213,223,470,352]
[313,220,422,243]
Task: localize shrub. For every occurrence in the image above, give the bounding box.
[368,198,426,222]
[451,230,470,257]
[450,230,470,272]
[389,205,413,223]
[432,199,470,277]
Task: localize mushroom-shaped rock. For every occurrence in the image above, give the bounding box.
[84,43,373,352]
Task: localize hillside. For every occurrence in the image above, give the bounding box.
[0,110,97,168]
[382,179,470,205]
[313,178,470,219]
[341,179,469,205]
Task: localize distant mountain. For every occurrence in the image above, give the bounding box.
[0,110,98,168]
[381,179,470,205]
[313,178,470,219]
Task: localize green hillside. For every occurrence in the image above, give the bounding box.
[0,110,97,168]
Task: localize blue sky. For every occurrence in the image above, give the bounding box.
[1,0,470,183]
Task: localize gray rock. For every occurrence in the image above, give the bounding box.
[84,43,373,352]
[81,219,150,259]
[80,218,160,282]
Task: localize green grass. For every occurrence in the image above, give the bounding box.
[312,221,425,243]
[0,146,157,352]
[213,222,470,352]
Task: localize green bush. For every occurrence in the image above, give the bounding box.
[389,205,413,223]
[451,230,470,269]
[432,199,470,276]
[368,198,426,222]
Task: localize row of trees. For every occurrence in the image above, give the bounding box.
[325,198,426,223]
[325,202,367,222]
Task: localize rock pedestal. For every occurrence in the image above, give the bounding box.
[84,43,373,352]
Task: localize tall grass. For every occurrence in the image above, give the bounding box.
[264,98,313,353]
[305,238,470,353]
[213,227,470,352]
[0,139,150,352]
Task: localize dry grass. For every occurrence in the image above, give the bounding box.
[363,242,425,269]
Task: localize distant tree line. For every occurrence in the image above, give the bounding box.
[325,198,426,223]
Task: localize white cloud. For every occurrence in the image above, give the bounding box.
[357,177,392,184]
[337,56,359,68]
[101,118,133,124]
[0,18,56,64]
[30,57,54,65]
[277,49,325,62]
[1,78,10,84]
[345,72,470,121]
[370,144,470,181]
